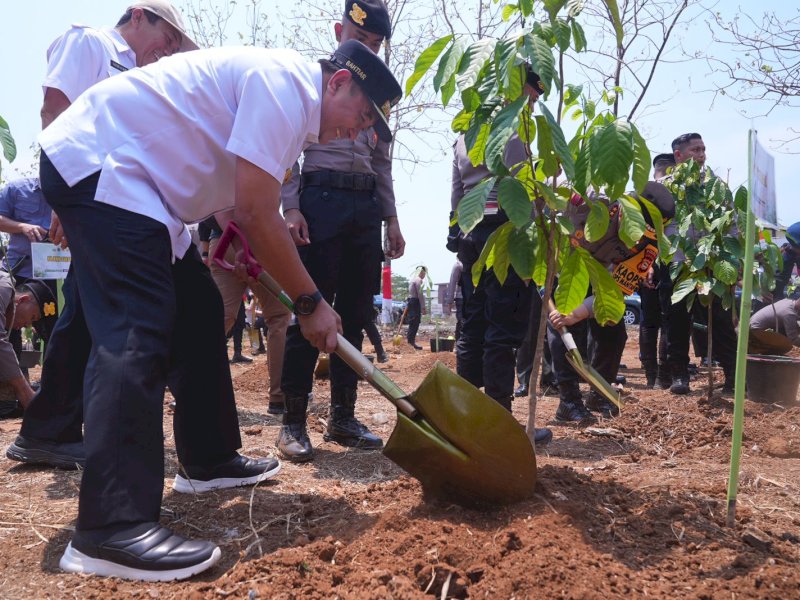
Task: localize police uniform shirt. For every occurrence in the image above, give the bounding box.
[750,298,800,346]
[280,133,396,219]
[38,47,322,260]
[43,25,136,103]
[451,134,528,213]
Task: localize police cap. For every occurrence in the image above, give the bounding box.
[330,39,402,143]
[343,0,392,40]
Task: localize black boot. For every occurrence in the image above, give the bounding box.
[584,391,620,418]
[277,394,314,462]
[654,363,672,390]
[324,389,383,449]
[555,382,597,425]
[669,363,690,395]
[722,366,735,394]
[642,360,658,389]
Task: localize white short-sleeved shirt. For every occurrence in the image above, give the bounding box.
[43,25,136,103]
[38,47,322,259]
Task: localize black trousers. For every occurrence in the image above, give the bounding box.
[638,282,667,368]
[548,316,627,387]
[406,297,422,343]
[456,223,532,401]
[363,316,385,356]
[658,263,736,373]
[515,287,552,386]
[281,184,382,398]
[25,154,241,532]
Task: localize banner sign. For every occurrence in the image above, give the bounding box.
[751,134,777,227]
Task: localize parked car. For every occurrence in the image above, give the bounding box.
[623,293,641,326]
[373,294,407,324]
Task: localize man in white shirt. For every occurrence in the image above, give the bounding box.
[27,40,401,582]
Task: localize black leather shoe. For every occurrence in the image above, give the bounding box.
[377,352,389,363]
[63,523,220,581]
[670,375,690,395]
[584,393,620,418]
[230,354,253,364]
[6,435,85,469]
[555,401,597,425]
[409,343,423,350]
[514,384,528,398]
[324,417,384,448]
[173,453,280,493]
[277,423,314,462]
[534,427,553,446]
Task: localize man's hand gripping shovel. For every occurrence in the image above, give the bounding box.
[214,222,538,506]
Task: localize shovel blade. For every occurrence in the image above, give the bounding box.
[384,363,536,506]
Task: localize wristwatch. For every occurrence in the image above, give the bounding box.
[294,291,323,316]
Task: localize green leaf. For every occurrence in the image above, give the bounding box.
[573,144,591,199]
[532,228,549,286]
[502,4,519,21]
[595,120,633,186]
[534,115,559,177]
[734,185,748,212]
[494,38,519,96]
[584,201,610,243]
[537,103,575,180]
[405,34,453,97]
[457,177,496,234]
[456,38,496,91]
[508,223,538,279]
[553,19,572,52]
[466,123,491,167]
[498,177,532,228]
[638,196,669,260]
[461,88,481,113]
[519,0,534,16]
[618,195,647,248]
[583,250,625,324]
[567,0,586,19]
[713,260,739,285]
[603,0,624,46]
[522,33,556,95]
[563,84,584,108]
[441,76,457,107]
[543,0,567,19]
[691,252,706,271]
[554,250,590,314]
[488,223,513,284]
[533,180,567,211]
[570,20,587,52]
[672,277,697,304]
[451,109,473,132]
[433,38,465,94]
[0,115,16,163]
[485,96,527,173]
[630,124,650,194]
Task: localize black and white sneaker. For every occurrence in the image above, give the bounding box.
[60,523,220,581]
[6,435,85,469]
[173,453,281,493]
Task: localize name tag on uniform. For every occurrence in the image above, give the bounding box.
[110,60,129,73]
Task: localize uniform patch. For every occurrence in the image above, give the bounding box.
[349,3,367,26]
[283,169,293,184]
[43,302,56,317]
[110,60,128,72]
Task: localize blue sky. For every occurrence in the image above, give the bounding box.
[1,0,797,286]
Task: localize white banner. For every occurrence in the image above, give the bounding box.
[31,242,71,279]
[751,133,777,227]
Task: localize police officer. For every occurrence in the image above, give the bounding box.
[277,0,404,462]
[660,133,737,395]
[638,152,674,388]
[451,67,552,446]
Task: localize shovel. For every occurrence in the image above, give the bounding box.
[392,304,409,347]
[214,222,537,506]
[547,299,623,410]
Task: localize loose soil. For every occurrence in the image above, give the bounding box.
[1,327,799,598]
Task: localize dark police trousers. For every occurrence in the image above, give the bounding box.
[405,297,421,344]
[548,313,627,387]
[29,153,242,532]
[456,221,531,400]
[281,184,382,398]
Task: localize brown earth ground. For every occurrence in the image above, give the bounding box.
[1,325,799,599]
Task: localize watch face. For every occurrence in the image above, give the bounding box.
[295,293,319,315]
